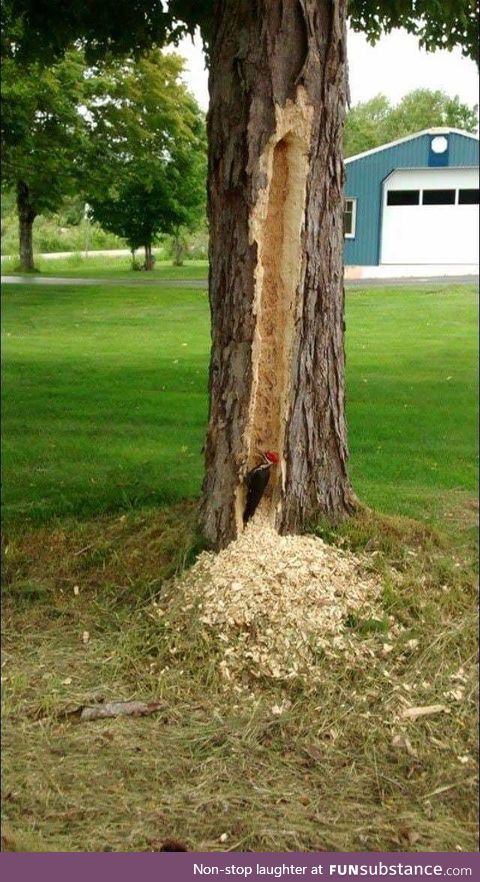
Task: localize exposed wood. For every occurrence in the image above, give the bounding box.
[201,0,355,549]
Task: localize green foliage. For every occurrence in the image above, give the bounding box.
[57,194,85,227]
[84,50,207,260]
[1,48,87,215]
[1,45,206,266]
[1,213,124,257]
[383,89,479,139]
[0,189,16,244]
[345,89,479,157]
[3,0,477,61]
[0,192,127,255]
[344,94,392,157]
[348,0,478,61]
[1,0,174,62]
[165,224,209,263]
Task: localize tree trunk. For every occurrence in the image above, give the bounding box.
[172,230,186,266]
[144,243,154,270]
[16,181,36,272]
[201,0,355,549]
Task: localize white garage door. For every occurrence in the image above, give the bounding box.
[381,167,479,265]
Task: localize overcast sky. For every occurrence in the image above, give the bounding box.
[173,28,478,115]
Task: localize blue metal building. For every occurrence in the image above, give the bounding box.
[344,128,479,268]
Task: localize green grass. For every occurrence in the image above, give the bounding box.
[2,280,478,853]
[346,285,478,523]
[1,253,209,280]
[2,282,477,527]
[2,282,210,523]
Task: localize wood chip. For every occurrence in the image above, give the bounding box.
[161,514,383,687]
[392,734,418,757]
[401,704,449,721]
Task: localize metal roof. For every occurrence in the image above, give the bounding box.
[345,127,480,166]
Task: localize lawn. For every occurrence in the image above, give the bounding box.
[2,282,210,523]
[1,254,209,280]
[346,285,478,522]
[2,278,478,853]
[1,280,477,527]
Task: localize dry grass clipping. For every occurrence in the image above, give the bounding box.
[3,505,477,852]
[155,515,384,688]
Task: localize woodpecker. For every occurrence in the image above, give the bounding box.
[243,450,280,524]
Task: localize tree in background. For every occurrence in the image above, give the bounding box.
[0,49,86,271]
[344,94,391,158]
[83,51,206,270]
[168,121,208,265]
[4,0,476,546]
[383,89,478,141]
[345,89,479,157]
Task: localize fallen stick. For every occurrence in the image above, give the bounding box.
[67,700,166,722]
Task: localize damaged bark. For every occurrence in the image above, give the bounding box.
[201,0,355,548]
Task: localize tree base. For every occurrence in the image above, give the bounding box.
[14,264,40,274]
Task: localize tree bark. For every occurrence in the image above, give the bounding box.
[16,181,36,272]
[144,242,155,270]
[201,0,355,549]
[172,230,186,266]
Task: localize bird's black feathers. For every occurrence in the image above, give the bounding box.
[243,462,271,524]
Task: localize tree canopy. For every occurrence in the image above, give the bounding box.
[2,0,477,62]
[1,46,87,268]
[345,89,479,157]
[1,48,86,215]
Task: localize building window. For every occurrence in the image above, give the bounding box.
[422,189,456,205]
[344,198,357,238]
[386,190,420,206]
[458,188,480,205]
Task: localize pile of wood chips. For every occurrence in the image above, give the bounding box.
[164,516,384,687]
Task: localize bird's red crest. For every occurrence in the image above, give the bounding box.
[265,451,280,464]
